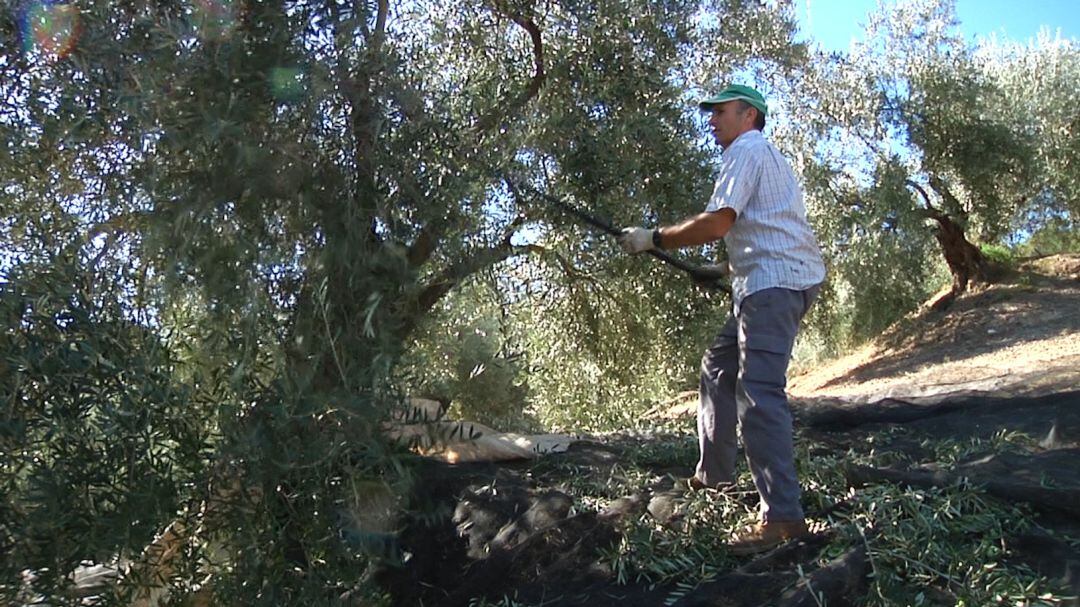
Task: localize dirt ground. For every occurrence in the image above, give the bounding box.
[790,254,1080,403]
[383,254,1080,606]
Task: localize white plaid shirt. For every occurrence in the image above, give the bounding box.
[705,130,826,314]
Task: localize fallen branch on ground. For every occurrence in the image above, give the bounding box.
[795,390,1079,432]
[843,462,1080,519]
[774,545,869,607]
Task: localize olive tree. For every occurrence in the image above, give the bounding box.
[0,0,808,601]
[803,0,1049,304]
[983,33,1080,248]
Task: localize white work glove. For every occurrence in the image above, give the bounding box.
[618,227,657,254]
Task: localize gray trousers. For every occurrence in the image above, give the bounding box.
[695,286,819,523]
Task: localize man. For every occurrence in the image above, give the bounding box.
[618,84,825,555]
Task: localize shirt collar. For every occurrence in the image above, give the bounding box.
[730,130,763,147]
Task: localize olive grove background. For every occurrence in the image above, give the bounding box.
[1,0,1076,603]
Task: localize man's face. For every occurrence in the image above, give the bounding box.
[707,101,755,149]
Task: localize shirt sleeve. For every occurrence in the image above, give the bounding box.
[704,142,762,216]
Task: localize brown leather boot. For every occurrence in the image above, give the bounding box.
[728,520,810,555]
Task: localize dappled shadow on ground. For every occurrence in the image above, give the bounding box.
[378,390,1080,606]
[378,445,869,607]
[376,445,679,607]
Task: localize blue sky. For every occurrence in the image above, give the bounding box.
[797,0,1079,51]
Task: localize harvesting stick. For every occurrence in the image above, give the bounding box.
[505,178,730,293]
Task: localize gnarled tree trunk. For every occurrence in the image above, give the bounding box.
[906,179,996,307]
[926,207,988,294]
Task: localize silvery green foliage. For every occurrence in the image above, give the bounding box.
[388,0,811,431]
[816,0,1042,240]
[779,0,1077,348]
[979,33,1080,231]
[0,0,812,600]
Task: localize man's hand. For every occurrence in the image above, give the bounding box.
[618,227,656,254]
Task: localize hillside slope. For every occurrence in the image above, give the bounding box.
[791,253,1080,403]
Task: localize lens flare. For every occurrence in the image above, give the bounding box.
[269,67,308,102]
[192,0,240,41]
[21,1,81,60]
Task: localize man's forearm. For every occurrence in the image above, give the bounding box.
[656,209,735,249]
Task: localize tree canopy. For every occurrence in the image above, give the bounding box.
[1,0,1076,603]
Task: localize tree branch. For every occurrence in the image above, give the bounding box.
[399,237,610,342]
[408,241,523,326]
[374,0,388,46]
[473,5,546,134]
[928,174,968,220]
[340,2,391,244]
[407,227,436,268]
[519,243,597,283]
[904,179,942,216]
[845,461,1080,519]
[819,105,892,164]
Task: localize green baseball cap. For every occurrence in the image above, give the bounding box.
[698,84,767,116]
